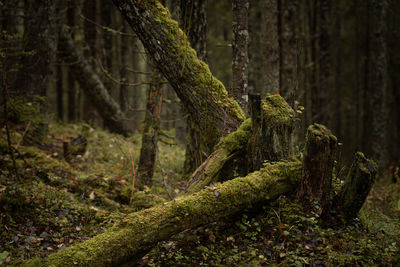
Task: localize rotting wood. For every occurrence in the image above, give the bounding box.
[297,123,337,213]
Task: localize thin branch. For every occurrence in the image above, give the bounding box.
[79,14,137,38]
[96,57,152,87]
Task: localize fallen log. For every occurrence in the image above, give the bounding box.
[25,160,302,266]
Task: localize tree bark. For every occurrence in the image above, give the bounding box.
[137,73,163,187]
[177,0,208,173]
[370,0,388,171]
[112,0,245,155]
[278,0,298,107]
[25,160,302,267]
[335,152,377,222]
[297,123,337,213]
[318,0,332,125]
[262,0,280,95]
[59,25,131,136]
[12,0,60,141]
[13,0,59,98]
[232,0,249,115]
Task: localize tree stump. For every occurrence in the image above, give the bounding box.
[297,123,338,213]
[336,152,377,222]
[248,94,295,171]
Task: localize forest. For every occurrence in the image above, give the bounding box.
[0,0,399,266]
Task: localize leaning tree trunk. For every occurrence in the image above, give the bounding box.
[25,160,302,267]
[112,0,245,157]
[59,25,132,136]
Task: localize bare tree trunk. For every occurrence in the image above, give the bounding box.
[12,0,60,141]
[318,0,332,125]
[232,0,249,115]
[112,0,245,156]
[262,0,280,95]
[370,0,388,171]
[278,0,298,107]
[137,73,163,187]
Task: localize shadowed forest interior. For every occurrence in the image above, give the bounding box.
[1,0,400,266]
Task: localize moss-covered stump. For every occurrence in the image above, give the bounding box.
[336,152,377,222]
[185,95,295,193]
[24,160,302,267]
[248,94,295,171]
[297,123,337,213]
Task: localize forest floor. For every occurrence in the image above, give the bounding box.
[1,121,400,266]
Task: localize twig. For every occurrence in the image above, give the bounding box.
[79,14,137,38]
[156,148,173,200]
[15,121,31,149]
[96,57,152,87]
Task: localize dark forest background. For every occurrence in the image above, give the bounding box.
[1,0,399,173]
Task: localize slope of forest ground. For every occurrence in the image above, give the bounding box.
[1,120,400,266]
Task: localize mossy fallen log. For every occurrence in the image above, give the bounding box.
[25,160,302,267]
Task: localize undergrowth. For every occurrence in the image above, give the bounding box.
[0,119,399,266]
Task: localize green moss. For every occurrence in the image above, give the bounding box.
[215,119,251,152]
[143,0,245,126]
[261,95,295,126]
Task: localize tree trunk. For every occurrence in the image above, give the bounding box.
[137,73,163,187]
[317,0,332,125]
[177,0,208,174]
[297,123,337,213]
[262,0,280,95]
[13,0,59,98]
[278,0,298,107]
[112,0,245,156]
[232,0,249,115]
[335,152,377,223]
[370,0,388,171]
[58,25,131,136]
[12,0,60,141]
[25,160,302,267]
